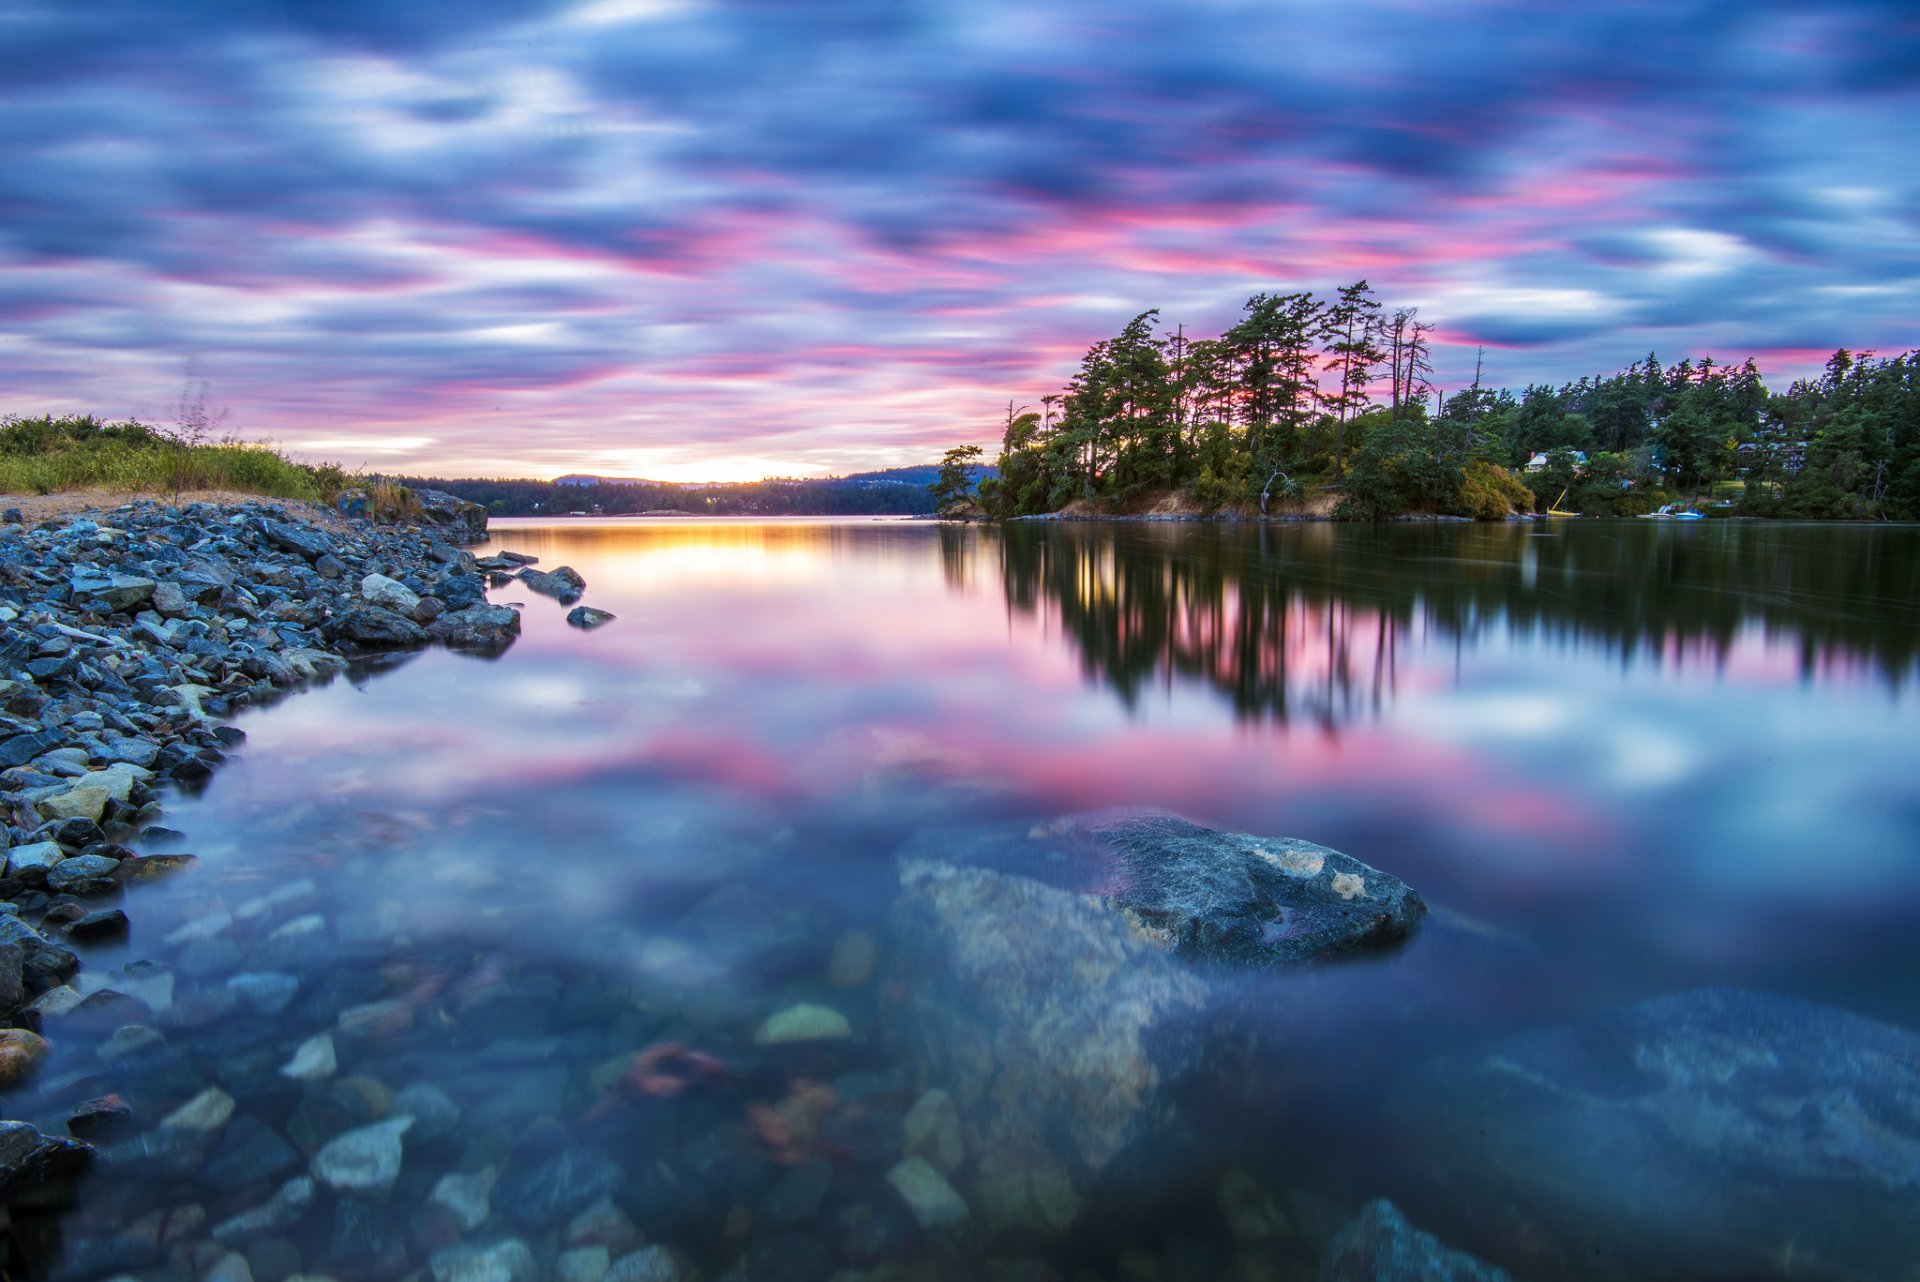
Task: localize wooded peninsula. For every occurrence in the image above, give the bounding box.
[934,282,1920,522]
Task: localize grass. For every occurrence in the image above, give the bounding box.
[0,413,332,502]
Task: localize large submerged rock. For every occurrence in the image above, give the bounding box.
[886,811,1425,1238]
[1399,986,1920,1281]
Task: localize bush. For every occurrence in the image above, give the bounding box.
[1452,460,1533,520]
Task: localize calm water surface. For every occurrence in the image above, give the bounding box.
[19,518,1920,1282]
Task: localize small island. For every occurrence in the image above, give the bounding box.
[928,284,1919,523]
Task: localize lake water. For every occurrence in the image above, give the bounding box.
[15,518,1920,1282]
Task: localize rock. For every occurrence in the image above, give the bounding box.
[429,603,522,651]
[0,1119,94,1203]
[280,1033,337,1082]
[498,1146,624,1227]
[200,1115,300,1192]
[310,1116,412,1195]
[0,1027,51,1088]
[828,928,878,988]
[755,1002,854,1044]
[360,573,421,615]
[64,907,131,940]
[412,488,490,543]
[211,1175,317,1244]
[228,971,300,1016]
[928,812,1425,968]
[206,1251,257,1282]
[604,1246,686,1282]
[565,1195,639,1251]
[761,1158,833,1224]
[902,1089,965,1173]
[555,1246,612,1282]
[0,913,80,988]
[37,781,112,823]
[6,839,65,878]
[47,852,122,895]
[67,1095,137,1142]
[162,1086,236,1131]
[520,566,587,599]
[431,1240,537,1282]
[151,580,192,616]
[567,606,616,629]
[1317,1200,1515,1282]
[72,570,158,613]
[885,853,1209,1235]
[258,519,332,561]
[392,1082,461,1140]
[1400,987,1920,1281]
[886,1156,970,1229]
[429,1165,497,1231]
[1216,1169,1288,1242]
[326,606,429,649]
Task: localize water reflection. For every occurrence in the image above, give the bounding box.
[9,518,1920,1282]
[976,521,1920,728]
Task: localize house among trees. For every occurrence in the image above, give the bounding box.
[1525,450,1587,472]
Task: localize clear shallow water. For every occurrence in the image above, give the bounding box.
[15,518,1920,1281]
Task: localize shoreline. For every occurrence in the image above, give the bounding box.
[1,490,530,1198]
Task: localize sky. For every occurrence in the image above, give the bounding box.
[3,1,1918,482]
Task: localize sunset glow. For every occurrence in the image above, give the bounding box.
[4,1,1917,477]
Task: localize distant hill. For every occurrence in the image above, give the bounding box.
[408,462,996,518]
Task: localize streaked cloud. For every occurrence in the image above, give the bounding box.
[2,0,1916,477]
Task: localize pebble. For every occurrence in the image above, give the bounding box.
[431,1240,537,1282]
[310,1116,413,1195]
[228,971,300,1016]
[754,1002,854,1044]
[280,1033,337,1082]
[161,1086,236,1131]
[555,1246,612,1282]
[902,1089,965,1173]
[0,1028,51,1088]
[604,1247,685,1282]
[885,1156,970,1228]
[428,1165,497,1231]
[828,929,878,988]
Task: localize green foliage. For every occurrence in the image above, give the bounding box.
[1454,461,1533,520]
[0,413,323,500]
[982,278,1919,522]
[929,444,984,513]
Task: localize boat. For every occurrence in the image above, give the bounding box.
[1547,489,1579,518]
[1639,503,1704,520]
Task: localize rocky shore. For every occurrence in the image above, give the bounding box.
[0,490,566,1200]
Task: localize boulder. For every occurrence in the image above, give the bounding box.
[360,573,421,615]
[258,518,333,560]
[429,603,521,652]
[1317,1200,1515,1282]
[567,605,616,629]
[412,488,489,544]
[885,853,1207,1235]
[71,570,157,613]
[1398,987,1920,1281]
[326,606,429,649]
[885,812,1426,1238]
[0,1120,93,1204]
[520,566,587,600]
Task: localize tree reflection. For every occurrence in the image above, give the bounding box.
[980,521,1920,727]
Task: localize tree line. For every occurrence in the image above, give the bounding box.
[930,282,1920,521]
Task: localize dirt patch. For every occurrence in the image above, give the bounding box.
[0,488,349,530]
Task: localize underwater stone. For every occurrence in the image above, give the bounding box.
[280,1032,336,1082]
[310,1115,412,1196]
[431,1239,537,1282]
[1399,986,1920,1282]
[886,1156,970,1229]
[1317,1199,1515,1282]
[754,1002,853,1044]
